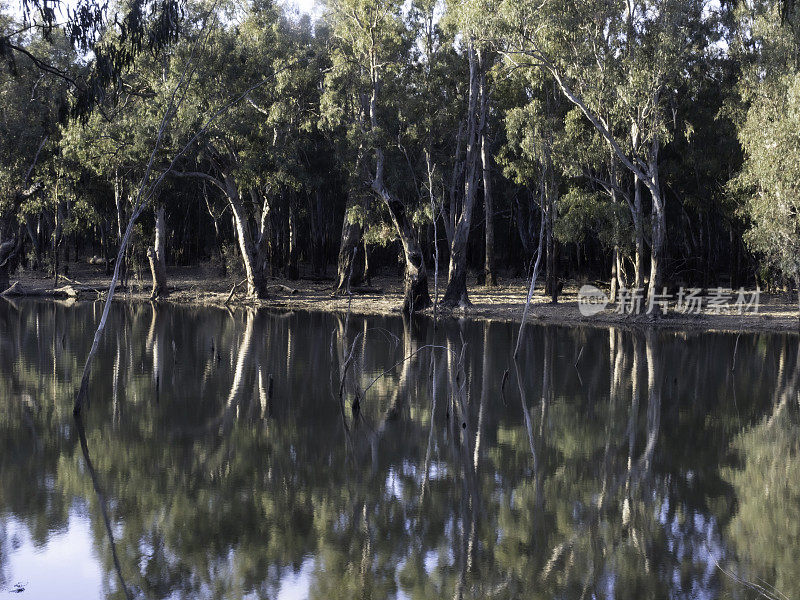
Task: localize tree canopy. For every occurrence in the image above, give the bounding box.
[1,0,799,308]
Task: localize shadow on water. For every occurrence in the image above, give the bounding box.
[0,298,799,599]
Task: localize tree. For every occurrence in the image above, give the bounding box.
[495,0,712,307]
[0,16,72,290]
[164,0,324,298]
[323,0,431,313]
[2,0,182,118]
[502,76,568,303]
[438,3,491,308]
[732,0,800,306]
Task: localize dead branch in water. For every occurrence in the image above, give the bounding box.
[514,213,546,359]
[225,279,247,304]
[75,417,134,600]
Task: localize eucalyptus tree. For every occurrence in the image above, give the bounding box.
[0,14,73,290]
[165,0,322,298]
[557,106,637,298]
[436,1,495,308]
[731,0,800,301]
[495,0,713,305]
[2,0,182,119]
[60,47,169,292]
[390,0,464,301]
[501,70,570,303]
[323,0,431,313]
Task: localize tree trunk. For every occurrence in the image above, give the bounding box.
[545,211,559,303]
[633,180,645,292]
[53,199,65,285]
[224,172,267,299]
[540,160,560,304]
[630,126,645,294]
[148,204,168,299]
[368,47,431,313]
[363,238,371,285]
[251,188,272,283]
[646,140,665,314]
[794,271,800,321]
[482,129,497,287]
[611,245,619,302]
[114,172,128,285]
[374,183,431,313]
[442,42,484,308]
[334,194,364,293]
[286,203,299,280]
[0,236,13,291]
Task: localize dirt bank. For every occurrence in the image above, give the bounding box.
[4,263,799,334]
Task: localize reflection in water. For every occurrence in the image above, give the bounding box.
[0,299,797,599]
[75,417,134,600]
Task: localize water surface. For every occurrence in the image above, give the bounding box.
[1,300,798,599]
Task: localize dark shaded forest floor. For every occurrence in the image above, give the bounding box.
[5,262,800,333]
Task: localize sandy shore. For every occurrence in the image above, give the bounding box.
[4,263,800,333]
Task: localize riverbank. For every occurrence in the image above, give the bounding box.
[4,263,799,333]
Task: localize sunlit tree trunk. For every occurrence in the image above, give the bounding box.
[224,173,267,299]
[251,187,272,284]
[147,204,168,299]
[631,126,645,293]
[113,170,128,285]
[174,169,271,299]
[646,139,665,313]
[53,196,65,285]
[442,42,485,308]
[611,245,619,302]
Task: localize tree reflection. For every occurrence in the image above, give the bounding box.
[0,300,797,599]
[724,338,800,598]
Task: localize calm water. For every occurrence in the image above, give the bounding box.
[0,300,798,599]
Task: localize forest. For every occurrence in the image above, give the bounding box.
[1,0,799,313]
[4,2,800,597]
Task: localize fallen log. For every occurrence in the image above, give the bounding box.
[266,284,299,294]
[330,285,383,298]
[1,282,104,298]
[1,281,23,296]
[52,285,79,298]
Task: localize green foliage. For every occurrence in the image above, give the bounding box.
[0,0,796,290]
[735,72,800,277]
[555,187,620,247]
[724,389,800,594]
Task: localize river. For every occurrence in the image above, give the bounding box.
[0,300,797,599]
